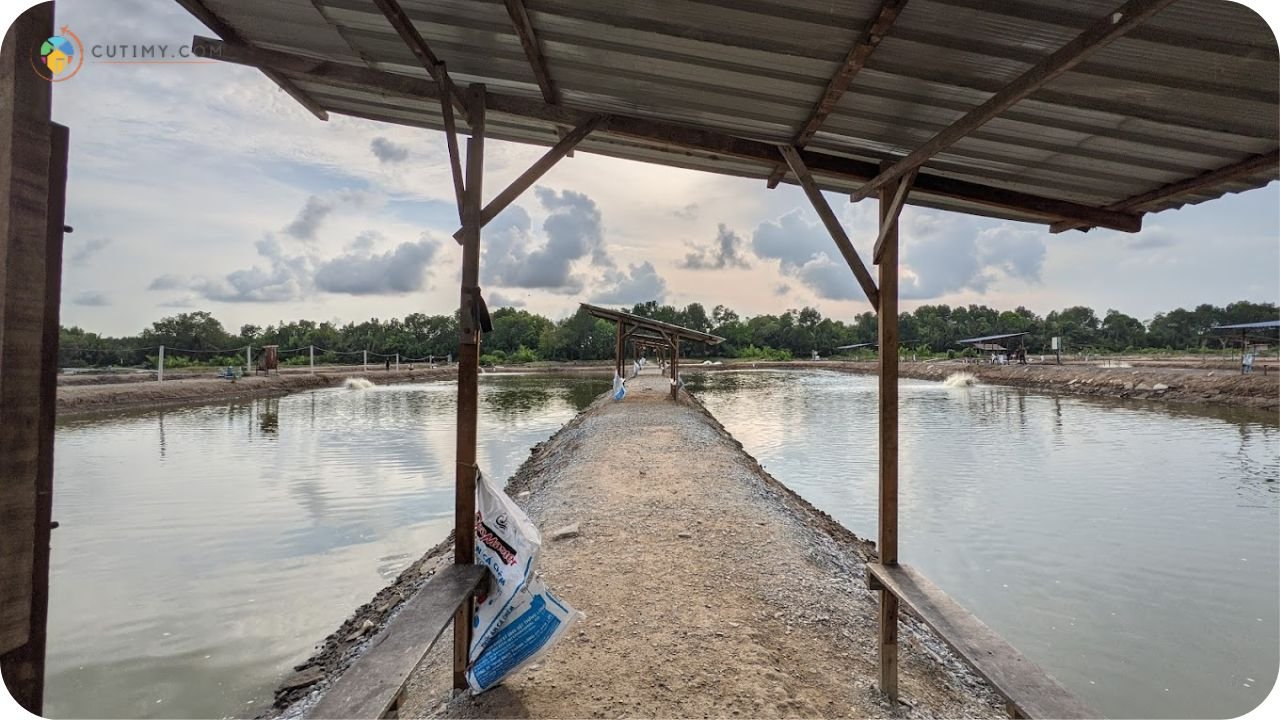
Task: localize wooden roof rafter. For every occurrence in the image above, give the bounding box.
[850,0,1179,203]
[172,0,328,121]
[766,0,909,189]
[370,0,471,125]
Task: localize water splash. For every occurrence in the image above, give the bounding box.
[342,377,375,390]
[943,372,976,388]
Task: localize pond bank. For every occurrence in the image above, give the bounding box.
[712,360,1279,413]
[270,374,1005,718]
[55,364,615,417]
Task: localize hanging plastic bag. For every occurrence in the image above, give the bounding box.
[470,471,541,657]
[466,577,583,693]
[612,372,627,401]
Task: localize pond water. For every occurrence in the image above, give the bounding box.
[690,369,1279,719]
[44,373,609,719]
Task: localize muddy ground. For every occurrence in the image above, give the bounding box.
[268,376,1009,719]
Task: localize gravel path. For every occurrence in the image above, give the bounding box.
[379,374,1004,718]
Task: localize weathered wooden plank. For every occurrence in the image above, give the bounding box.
[867,563,1095,719]
[1050,150,1280,232]
[2,120,67,714]
[191,37,1144,234]
[851,0,1178,201]
[309,565,487,719]
[779,145,880,309]
[0,2,52,661]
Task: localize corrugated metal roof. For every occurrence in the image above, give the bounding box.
[179,0,1278,229]
[580,303,724,345]
[1213,320,1280,330]
[957,332,1031,344]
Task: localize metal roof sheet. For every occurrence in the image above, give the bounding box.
[957,332,1031,344]
[179,0,1278,230]
[580,303,724,345]
[1212,320,1280,330]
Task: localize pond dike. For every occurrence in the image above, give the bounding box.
[718,360,1280,414]
[270,374,1004,719]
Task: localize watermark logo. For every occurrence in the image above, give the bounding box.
[33,25,84,82]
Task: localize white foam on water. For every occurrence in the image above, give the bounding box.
[342,377,375,389]
[943,372,977,388]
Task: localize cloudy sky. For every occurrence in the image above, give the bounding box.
[44,0,1280,337]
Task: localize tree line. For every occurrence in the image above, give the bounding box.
[58,299,1276,368]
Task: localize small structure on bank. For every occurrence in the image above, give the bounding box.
[1211,320,1280,373]
[579,303,724,399]
[958,332,1030,364]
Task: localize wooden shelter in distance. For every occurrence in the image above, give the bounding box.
[580,302,724,399]
[958,332,1030,358]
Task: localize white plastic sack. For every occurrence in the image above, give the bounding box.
[466,577,583,693]
[470,471,540,657]
[612,372,626,401]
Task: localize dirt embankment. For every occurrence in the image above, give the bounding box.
[55,364,617,418]
[269,375,1006,719]
[713,360,1280,413]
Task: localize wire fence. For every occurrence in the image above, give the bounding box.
[60,342,454,379]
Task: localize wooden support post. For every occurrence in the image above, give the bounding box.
[452,83,486,690]
[671,340,680,400]
[309,345,314,374]
[876,162,901,702]
[615,320,624,377]
[0,5,60,711]
[158,345,165,382]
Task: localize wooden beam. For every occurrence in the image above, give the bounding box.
[371,0,469,123]
[779,145,880,309]
[872,168,916,264]
[766,0,908,189]
[0,0,52,662]
[193,37,1146,233]
[435,62,466,225]
[504,0,558,104]
[173,0,328,120]
[451,84,486,690]
[876,163,901,701]
[1050,151,1280,232]
[451,114,604,242]
[850,0,1178,202]
[311,565,486,719]
[868,563,1096,718]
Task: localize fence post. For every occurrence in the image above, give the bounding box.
[245,346,252,374]
[363,349,368,372]
[395,353,399,372]
[309,345,314,374]
[158,345,164,382]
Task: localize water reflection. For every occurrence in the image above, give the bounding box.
[47,374,610,719]
[692,369,1279,720]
